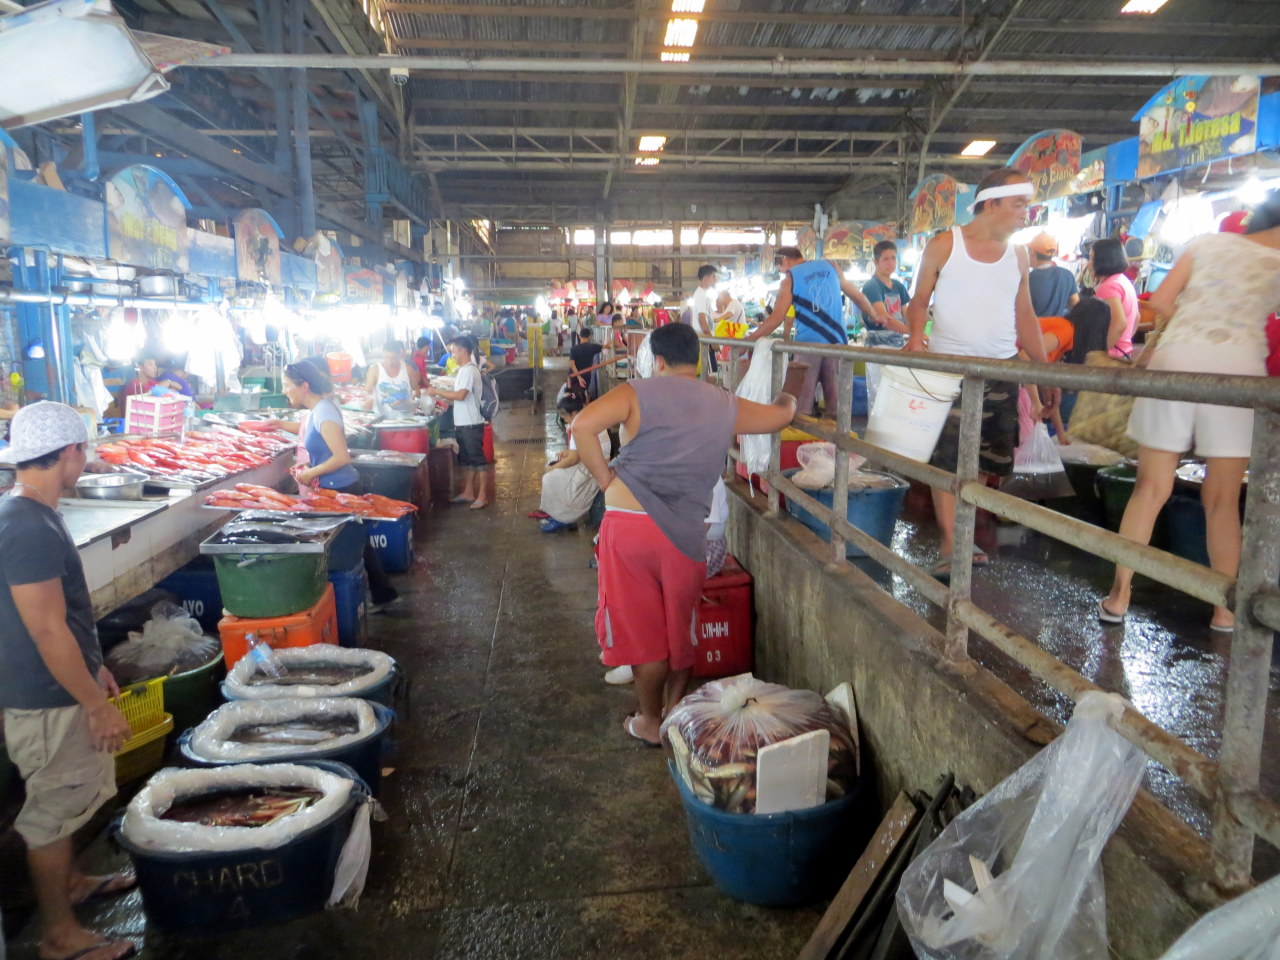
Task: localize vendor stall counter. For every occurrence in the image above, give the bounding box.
[67,453,293,619]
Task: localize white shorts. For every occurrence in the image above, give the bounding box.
[1127,344,1264,459]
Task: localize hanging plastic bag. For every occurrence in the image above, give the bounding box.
[735,339,777,476]
[896,691,1145,960]
[659,673,858,814]
[634,331,655,379]
[1002,422,1076,500]
[1156,871,1280,960]
[105,601,220,685]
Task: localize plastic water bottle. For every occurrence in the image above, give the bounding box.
[246,633,285,678]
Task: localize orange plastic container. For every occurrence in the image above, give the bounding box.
[326,352,354,384]
[217,584,339,669]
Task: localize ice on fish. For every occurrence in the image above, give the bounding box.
[161,786,324,828]
[245,663,372,687]
[229,716,360,746]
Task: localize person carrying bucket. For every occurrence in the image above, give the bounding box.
[901,168,1060,579]
[748,247,880,418]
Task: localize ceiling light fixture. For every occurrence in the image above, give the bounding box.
[664,17,698,47]
[1119,0,1169,13]
[638,135,667,152]
[960,139,997,157]
[660,50,690,62]
[635,157,660,166]
[671,0,706,11]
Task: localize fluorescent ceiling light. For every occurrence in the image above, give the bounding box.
[635,157,660,167]
[1119,0,1169,12]
[660,51,690,62]
[664,17,698,47]
[960,139,997,157]
[0,0,169,129]
[671,0,705,11]
[638,135,667,152]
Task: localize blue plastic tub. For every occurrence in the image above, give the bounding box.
[851,376,868,417]
[328,560,369,648]
[177,702,394,795]
[782,469,908,558]
[670,761,864,906]
[1167,493,1209,567]
[114,760,368,935]
[328,519,365,572]
[157,558,224,633]
[366,515,413,573]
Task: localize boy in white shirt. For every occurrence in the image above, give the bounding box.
[425,336,490,510]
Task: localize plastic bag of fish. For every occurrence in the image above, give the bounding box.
[186,697,379,762]
[105,601,221,685]
[222,645,396,700]
[660,674,858,815]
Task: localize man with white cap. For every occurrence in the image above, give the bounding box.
[0,402,136,960]
[1027,231,1080,319]
[904,169,1060,579]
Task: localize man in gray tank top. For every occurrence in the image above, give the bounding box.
[574,324,797,746]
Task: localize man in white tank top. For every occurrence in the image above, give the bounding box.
[903,170,1060,578]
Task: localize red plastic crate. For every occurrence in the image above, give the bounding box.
[691,554,754,678]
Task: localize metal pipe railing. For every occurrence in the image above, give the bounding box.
[709,335,1280,893]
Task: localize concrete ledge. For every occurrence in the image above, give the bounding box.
[727,478,1206,958]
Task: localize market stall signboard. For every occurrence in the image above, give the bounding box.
[345,268,385,305]
[234,208,283,287]
[307,233,344,298]
[822,221,863,261]
[1135,75,1261,178]
[860,222,897,260]
[1007,129,1082,202]
[0,142,9,244]
[908,174,960,237]
[104,165,191,272]
[1074,147,1107,195]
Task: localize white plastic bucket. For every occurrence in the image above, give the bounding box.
[863,365,963,462]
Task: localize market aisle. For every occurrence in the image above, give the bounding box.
[29,390,821,960]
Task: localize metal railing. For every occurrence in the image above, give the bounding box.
[704,334,1280,894]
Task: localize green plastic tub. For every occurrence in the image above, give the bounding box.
[164,652,227,736]
[212,553,328,619]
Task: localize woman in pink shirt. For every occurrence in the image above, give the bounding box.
[1090,238,1138,359]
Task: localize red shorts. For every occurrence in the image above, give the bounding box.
[595,510,706,671]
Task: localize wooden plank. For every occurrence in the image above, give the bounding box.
[756,729,829,815]
[797,792,921,960]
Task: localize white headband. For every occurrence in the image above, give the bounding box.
[971,182,1035,209]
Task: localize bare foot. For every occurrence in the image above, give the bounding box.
[69,872,136,906]
[40,927,136,960]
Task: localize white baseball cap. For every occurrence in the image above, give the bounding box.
[0,401,89,466]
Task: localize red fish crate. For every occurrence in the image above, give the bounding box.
[125,395,188,438]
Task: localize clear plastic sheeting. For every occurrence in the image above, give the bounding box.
[659,673,858,815]
[634,331,655,379]
[896,691,1145,960]
[1157,872,1280,960]
[735,339,777,477]
[223,646,395,700]
[187,698,379,762]
[104,601,221,686]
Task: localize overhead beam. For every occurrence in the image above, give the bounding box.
[380,4,1274,37]
[409,125,1122,144]
[191,54,1280,78]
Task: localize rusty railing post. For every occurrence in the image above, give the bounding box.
[1211,408,1280,890]
[830,357,854,564]
[944,373,984,662]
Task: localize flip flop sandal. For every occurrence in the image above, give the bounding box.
[449,495,472,503]
[73,872,137,906]
[44,940,137,960]
[1209,621,1235,633]
[623,714,661,748]
[1097,599,1126,624]
[527,510,552,519]
[469,500,489,510]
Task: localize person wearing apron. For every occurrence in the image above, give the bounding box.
[364,340,420,418]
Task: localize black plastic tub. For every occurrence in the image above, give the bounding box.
[177,701,394,795]
[114,761,367,936]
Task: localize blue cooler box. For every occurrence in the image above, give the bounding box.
[157,558,223,633]
[328,561,369,648]
[782,468,908,558]
[366,515,414,573]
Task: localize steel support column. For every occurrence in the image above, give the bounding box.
[290,0,316,238]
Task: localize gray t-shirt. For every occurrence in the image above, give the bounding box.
[0,495,102,709]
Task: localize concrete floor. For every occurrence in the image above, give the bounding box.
[5,394,823,959]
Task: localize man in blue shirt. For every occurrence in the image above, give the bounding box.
[749,246,878,417]
[860,240,912,411]
[1027,233,1079,318]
